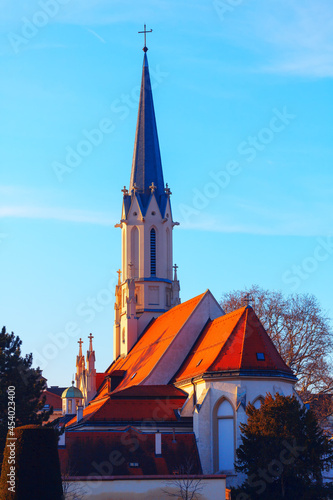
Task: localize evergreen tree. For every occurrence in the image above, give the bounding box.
[0,327,52,469]
[0,425,63,499]
[233,394,333,500]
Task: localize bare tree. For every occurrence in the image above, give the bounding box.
[162,459,205,500]
[62,464,85,500]
[220,285,333,395]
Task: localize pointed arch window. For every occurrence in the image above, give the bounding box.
[253,396,264,409]
[131,226,139,278]
[150,228,156,276]
[166,227,171,280]
[214,399,235,472]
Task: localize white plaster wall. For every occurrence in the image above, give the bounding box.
[67,477,226,500]
[178,376,295,482]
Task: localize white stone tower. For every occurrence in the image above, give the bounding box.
[113,45,180,359]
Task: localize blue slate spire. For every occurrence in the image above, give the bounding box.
[129,53,165,208]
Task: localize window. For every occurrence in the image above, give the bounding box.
[166,228,171,279]
[216,399,235,471]
[253,397,264,409]
[256,352,265,361]
[68,399,72,413]
[131,226,139,278]
[150,228,156,276]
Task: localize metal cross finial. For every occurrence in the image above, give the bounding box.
[78,338,83,356]
[138,24,153,52]
[173,263,178,281]
[132,182,139,193]
[164,183,172,196]
[117,269,122,285]
[244,293,252,307]
[88,333,94,351]
[149,181,156,194]
[121,186,128,196]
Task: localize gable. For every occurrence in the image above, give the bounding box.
[174,306,295,383]
[93,290,223,399]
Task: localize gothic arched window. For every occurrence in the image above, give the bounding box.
[253,396,264,409]
[131,226,139,278]
[150,228,156,276]
[215,399,235,471]
[166,227,171,280]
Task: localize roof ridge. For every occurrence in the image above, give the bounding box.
[139,290,211,386]
[239,307,248,369]
[208,307,247,372]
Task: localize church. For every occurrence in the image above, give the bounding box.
[57,38,297,499]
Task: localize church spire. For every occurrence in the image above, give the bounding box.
[130,52,164,200]
[113,42,180,360]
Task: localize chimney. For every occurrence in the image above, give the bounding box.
[77,405,83,422]
[155,431,161,456]
[58,431,66,447]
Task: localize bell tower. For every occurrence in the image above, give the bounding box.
[113,43,180,359]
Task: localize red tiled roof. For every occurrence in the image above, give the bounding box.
[174,306,294,382]
[59,428,201,477]
[96,372,106,391]
[41,390,62,410]
[95,293,206,397]
[65,385,187,426]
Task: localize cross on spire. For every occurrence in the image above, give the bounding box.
[117,269,122,285]
[138,24,153,52]
[88,333,94,352]
[244,293,253,307]
[78,338,83,356]
[132,182,139,193]
[164,183,172,196]
[121,186,128,196]
[173,263,178,281]
[149,181,157,194]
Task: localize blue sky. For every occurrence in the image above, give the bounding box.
[1,0,333,387]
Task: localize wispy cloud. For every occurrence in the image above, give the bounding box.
[177,196,333,237]
[0,205,114,225]
[213,0,333,77]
